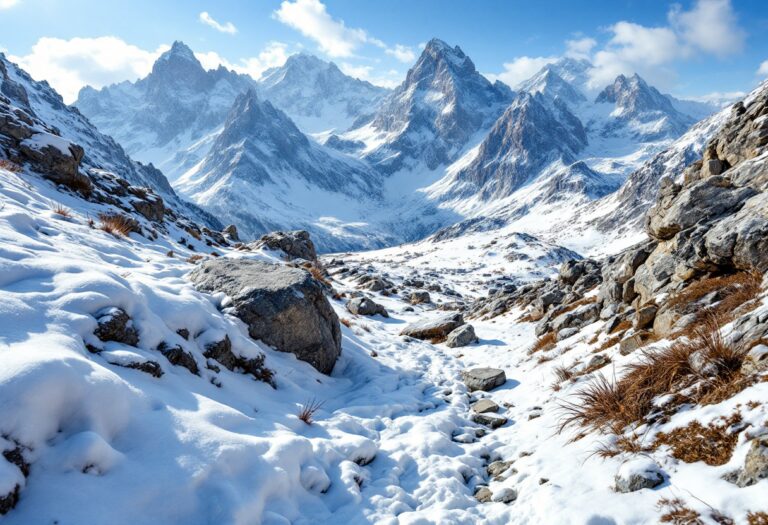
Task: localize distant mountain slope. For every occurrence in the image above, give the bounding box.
[75,41,255,181]
[339,38,513,174]
[257,53,388,134]
[176,90,390,250]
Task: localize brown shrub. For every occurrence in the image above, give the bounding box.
[340,318,352,328]
[529,332,556,354]
[669,272,762,334]
[559,318,750,434]
[609,318,632,335]
[596,334,622,353]
[654,412,742,466]
[553,365,573,383]
[98,213,134,237]
[747,512,768,525]
[308,263,330,286]
[51,203,71,217]
[187,254,204,264]
[298,398,324,424]
[657,498,703,525]
[0,159,22,173]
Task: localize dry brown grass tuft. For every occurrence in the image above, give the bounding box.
[747,512,768,525]
[308,263,330,286]
[596,333,622,353]
[187,254,204,264]
[340,318,352,328]
[654,412,742,466]
[609,318,632,335]
[98,213,134,237]
[51,203,71,217]
[0,159,22,173]
[556,295,598,316]
[529,332,556,354]
[553,365,573,383]
[559,317,750,434]
[657,498,703,525]
[669,272,762,336]
[594,433,650,458]
[298,398,324,424]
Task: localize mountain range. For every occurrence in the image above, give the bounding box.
[73,38,726,253]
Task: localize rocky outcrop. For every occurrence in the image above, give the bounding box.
[93,307,139,347]
[253,230,317,261]
[190,258,341,374]
[614,458,665,493]
[735,436,768,487]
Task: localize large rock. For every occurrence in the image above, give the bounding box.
[445,324,478,348]
[346,297,388,317]
[190,259,341,374]
[400,313,464,340]
[93,307,139,346]
[462,367,506,391]
[253,230,317,261]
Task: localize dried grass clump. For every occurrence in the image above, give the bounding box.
[340,318,352,328]
[553,365,573,383]
[556,295,598,316]
[654,412,742,466]
[0,159,22,173]
[98,213,134,237]
[558,316,750,434]
[596,333,622,353]
[51,203,71,217]
[669,272,762,333]
[298,398,324,425]
[609,318,632,335]
[529,332,556,354]
[747,512,768,525]
[308,263,331,286]
[657,498,703,525]
[187,254,204,264]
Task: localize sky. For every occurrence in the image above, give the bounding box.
[0,0,767,103]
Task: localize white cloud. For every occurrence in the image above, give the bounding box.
[0,0,19,9]
[274,0,368,57]
[565,37,596,59]
[199,11,237,35]
[385,44,416,63]
[669,0,744,57]
[486,56,558,88]
[197,42,291,79]
[339,62,401,88]
[10,36,168,103]
[758,60,768,77]
[589,22,681,88]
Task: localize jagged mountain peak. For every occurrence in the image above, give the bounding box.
[595,72,672,111]
[518,66,586,106]
[406,37,477,86]
[149,40,206,83]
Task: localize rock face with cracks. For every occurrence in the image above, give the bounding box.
[190,258,341,374]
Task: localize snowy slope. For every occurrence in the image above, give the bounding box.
[75,41,256,182]
[258,53,388,134]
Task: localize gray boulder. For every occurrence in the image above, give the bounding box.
[190,259,341,374]
[400,313,464,340]
[445,324,478,348]
[614,459,664,493]
[472,413,507,429]
[346,297,388,317]
[462,367,506,391]
[471,398,499,414]
[253,230,317,261]
[409,290,431,304]
[736,436,768,487]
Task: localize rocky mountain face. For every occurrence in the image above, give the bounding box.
[258,53,388,133]
[340,38,513,174]
[176,89,385,249]
[441,92,589,201]
[75,41,255,181]
[593,74,695,141]
[0,53,220,228]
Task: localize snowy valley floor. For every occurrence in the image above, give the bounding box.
[1,164,767,524]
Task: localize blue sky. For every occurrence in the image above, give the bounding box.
[1,0,767,103]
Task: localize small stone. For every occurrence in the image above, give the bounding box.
[634,305,658,330]
[462,367,506,391]
[487,460,513,478]
[472,413,507,429]
[492,487,518,504]
[346,297,389,317]
[409,291,431,304]
[474,486,492,503]
[471,399,499,414]
[614,458,664,493]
